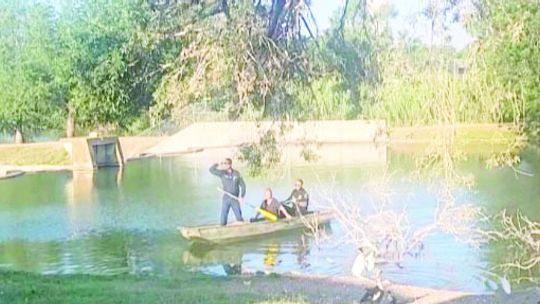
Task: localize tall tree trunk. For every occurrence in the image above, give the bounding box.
[338,0,350,38]
[66,106,75,138]
[14,126,24,144]
[267,0,285,39]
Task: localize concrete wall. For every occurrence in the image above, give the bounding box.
[0,121,389,171]
[61,138,93,171]
[175,143,387,168]
[87,137,124,168]
[118,137,163,160]
[62,137,124,171]
[0,166,7,177]
[0,136,161,172]
[147,120,387,156]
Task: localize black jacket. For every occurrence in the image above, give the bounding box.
[210,164,246,198]
[285,188,309,208]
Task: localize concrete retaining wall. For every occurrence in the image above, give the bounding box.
[147,120,386,156]
[119,137,163,159]
[0,136,162,173]
[61,137,125,171]
[0,121,388,171]
[61,138,93,171]
[176,143,387,168]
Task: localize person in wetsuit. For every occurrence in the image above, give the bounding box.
[209,158,246,225]
[283,179,309,216]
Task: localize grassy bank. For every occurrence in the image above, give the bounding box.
[0,271,307,304]
[0,145,70,166]
[389,124,518,144]
[2,269,540,304]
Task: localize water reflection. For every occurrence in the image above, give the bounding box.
[65,171,95,203]
[180,228,319,276]
[0,229,324,279]
[183,242,243,267]
[295,235,310,268]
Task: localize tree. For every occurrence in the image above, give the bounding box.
[151,0,315,123]
[468,0,540,141]
[55,0,164,137]
[0,2,61,143]
[314,0,390,113]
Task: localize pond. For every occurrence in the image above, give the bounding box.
[0,143,538,292]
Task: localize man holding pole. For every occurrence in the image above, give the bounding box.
[209,158,246,225]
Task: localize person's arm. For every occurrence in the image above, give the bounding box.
[298,191,309,208]
[282,191,294,204]
[209,163,223,177]
[238,176,246,198]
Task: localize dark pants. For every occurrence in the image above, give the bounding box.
[221,197,243,225]
[283,204,308,217]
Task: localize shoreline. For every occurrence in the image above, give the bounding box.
[0,164,71,180]
[1,270,538,304]
[0,123,519,178]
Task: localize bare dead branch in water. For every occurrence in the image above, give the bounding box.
[490,210,540,272]
[298,210,331,246]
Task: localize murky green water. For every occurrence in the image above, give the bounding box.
[1,144,539,292]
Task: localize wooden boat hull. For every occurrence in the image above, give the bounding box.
[178,210,334,243]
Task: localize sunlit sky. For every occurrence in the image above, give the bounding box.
[46,0,474,50]
[311,0,474,50]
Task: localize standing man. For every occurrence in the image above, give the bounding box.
[210,158,246,225]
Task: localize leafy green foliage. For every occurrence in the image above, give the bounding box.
[0,2,62,142]
[151,2,313,125]
[315,0,390,110]
[468,0,540,141]
[55,0,165,132]
[288,74,354,120]
[238,129,281,176]
[362,0,539,140]
[0,0,537,149]
[363,46,505,126]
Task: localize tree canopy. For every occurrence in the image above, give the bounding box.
[0,2,60,143]
[0,0,538,143]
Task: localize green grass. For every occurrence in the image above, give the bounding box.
[0,271,307,304]
[0,146,70,166]
[389,124,518,144]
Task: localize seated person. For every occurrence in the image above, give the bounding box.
[252,188,292,222]
[282,179,309,216]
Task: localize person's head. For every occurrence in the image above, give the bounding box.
[264,188,273,200]
[222,158,232,170]
[294,179,304,190]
